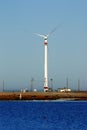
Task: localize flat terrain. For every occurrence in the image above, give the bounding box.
[0,91,87,100]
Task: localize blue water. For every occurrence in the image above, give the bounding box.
[0,101,87,130]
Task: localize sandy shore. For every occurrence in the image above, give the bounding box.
[0,91,87,100]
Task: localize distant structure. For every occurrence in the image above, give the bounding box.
[50,78,53,90]
[78,79,80,91]
[59,88,71,92]
[66,77,68,89]
[35,27,57,92]
[30,78,34,91]
[3,80,4,92]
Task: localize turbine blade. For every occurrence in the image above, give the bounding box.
[47,24,62,37]
[49,26,58,35]
[34,33,45,38]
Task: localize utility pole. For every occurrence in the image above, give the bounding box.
[66,77,68,89]
[30,78,34,92]
[3,80,4,92]
[50,78,53,90]
[78,79,80,91]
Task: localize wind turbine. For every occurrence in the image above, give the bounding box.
[35,27,57,92]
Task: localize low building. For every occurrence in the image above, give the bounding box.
[58,88,71,92]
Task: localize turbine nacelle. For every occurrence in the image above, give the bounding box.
[44,35,48,39]
[35,33,49,40]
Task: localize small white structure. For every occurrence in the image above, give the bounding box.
[19,93,22,100]
[34,89,37,92]
[59,88,71,92]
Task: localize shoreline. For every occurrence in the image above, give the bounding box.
[0,92,87,101]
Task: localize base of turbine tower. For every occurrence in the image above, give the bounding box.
[44,86,48,92]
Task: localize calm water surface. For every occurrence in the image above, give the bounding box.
[0,101,87,130]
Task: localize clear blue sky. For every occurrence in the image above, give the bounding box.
[0,0,87,91]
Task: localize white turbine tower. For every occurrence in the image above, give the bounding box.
[35,27,57,92]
